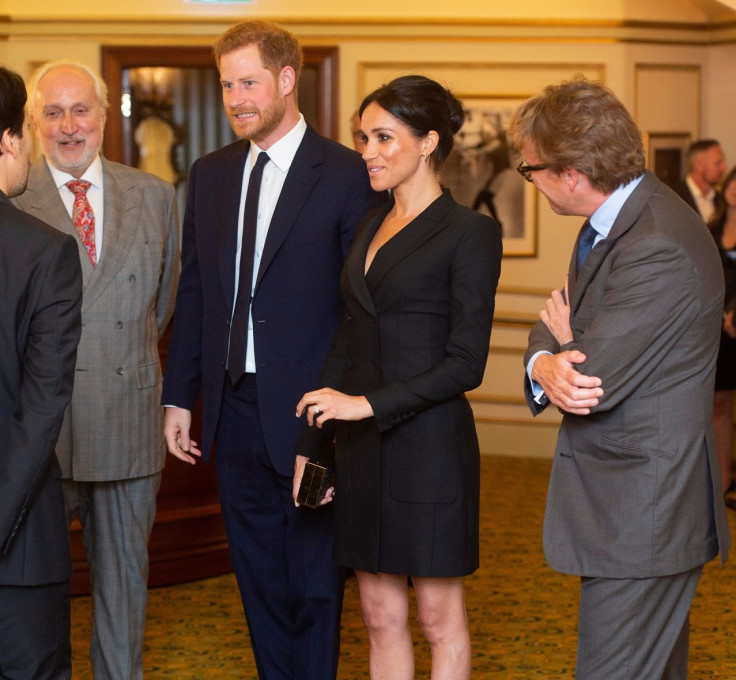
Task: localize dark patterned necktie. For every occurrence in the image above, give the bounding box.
[227,151,270,385]
[576,220,597,273]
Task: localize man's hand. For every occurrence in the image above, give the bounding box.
[164,406,202,464]
[532,350,603,415]
[541,278,573,345]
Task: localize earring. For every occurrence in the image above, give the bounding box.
[421,154,429,164]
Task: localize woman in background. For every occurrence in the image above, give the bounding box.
[294,75,502,680]
[709,166,736,506]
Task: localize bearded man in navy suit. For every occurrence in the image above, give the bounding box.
[162,20,381,680]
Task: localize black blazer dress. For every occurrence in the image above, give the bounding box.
[301,189,502,577]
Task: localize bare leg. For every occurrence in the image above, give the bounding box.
[413,576,471,680]
[713,390,734,493]
[355,570,414,680]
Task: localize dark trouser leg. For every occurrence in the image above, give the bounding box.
[216,377,345,680]
[0,581,71,680]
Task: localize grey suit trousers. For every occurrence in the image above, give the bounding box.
[576,566,702,679]
[63,473,161,680]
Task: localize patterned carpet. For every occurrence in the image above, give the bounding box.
[70,455,736,678]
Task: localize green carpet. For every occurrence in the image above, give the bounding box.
[70,455,736,678]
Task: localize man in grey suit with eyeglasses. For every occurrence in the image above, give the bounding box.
[510,79,731,679]
[13,60,179,680]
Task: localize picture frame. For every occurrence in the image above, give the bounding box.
[644,132,692,189]
[440,97,537,257]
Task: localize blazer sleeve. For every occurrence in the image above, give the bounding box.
[0,236,82,553]
[565,233,719,413]
[366,216,502,433]
[161,160,204,410]
[521,319,559,415]
[155,182,181,336]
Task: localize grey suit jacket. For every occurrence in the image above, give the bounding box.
[13,157,179,481]
[525,171,731,578]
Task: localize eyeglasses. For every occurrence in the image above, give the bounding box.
[516,160,548,183]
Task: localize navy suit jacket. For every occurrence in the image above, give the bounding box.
[162,124,382,475]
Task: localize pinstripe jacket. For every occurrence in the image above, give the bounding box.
[13,156,179,481]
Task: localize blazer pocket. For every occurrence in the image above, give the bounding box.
[599,435,675,461]
[136,361,163,390]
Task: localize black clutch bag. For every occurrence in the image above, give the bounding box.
[297,442,335,509]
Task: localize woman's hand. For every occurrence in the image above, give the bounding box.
[296,388,374,428]
[541,277,573,346]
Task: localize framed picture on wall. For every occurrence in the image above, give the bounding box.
[644,132,692,189]
[440,97,537,257]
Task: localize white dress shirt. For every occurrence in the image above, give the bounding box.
[232,114,308,373]
[48,154,105,260]
[686,174,716,223]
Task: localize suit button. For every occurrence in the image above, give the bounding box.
[117,321,124,329]
[129,274,136,283]
[116,367,124,375]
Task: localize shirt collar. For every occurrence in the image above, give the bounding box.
[48,154,104,191]
[686,174,715,202]
[249,114,307,173]
[589,174,644,239]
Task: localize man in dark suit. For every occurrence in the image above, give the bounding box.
[0,66,82,679]
[162,20,381,680]
[14,61,179,680]
[672,138,726,223]
[510,79,731,678]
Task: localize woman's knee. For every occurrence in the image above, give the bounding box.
[357,572,409,635]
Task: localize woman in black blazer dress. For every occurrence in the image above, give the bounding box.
[295,75,502,679]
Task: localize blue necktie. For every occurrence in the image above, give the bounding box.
[576,220,597,274]
[227,151,270,385]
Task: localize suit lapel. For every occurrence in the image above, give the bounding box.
[570,171,660,313]
[80,158,139,311]
[216,140,249,311]
[23,160,95,281]
[367,190,455,288]
[346,200,394,318]
[255,126,321,292]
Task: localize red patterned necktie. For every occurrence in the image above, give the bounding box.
[67,179,97,265]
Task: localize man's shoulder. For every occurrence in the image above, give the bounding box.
[102,157,175,196]
[194,139,247,170]
[301,126,365,171]
[0,198,74,249]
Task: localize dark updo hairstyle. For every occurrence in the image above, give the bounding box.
[0,67,27,150]
[359,75,464,169]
